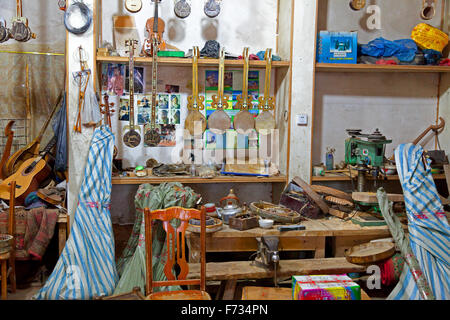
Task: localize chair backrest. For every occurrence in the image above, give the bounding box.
[144,206,206,295]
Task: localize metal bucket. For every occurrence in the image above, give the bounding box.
[0,234,13,255]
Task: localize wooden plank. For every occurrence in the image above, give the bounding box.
[97,56,291,68]
[352,192,404,203]
[241,286,371,300]
[332,235,395,257]
[112,175,288,185]
[312,174,447,182]
[187,258,365,281]
[222,280,237,300]
[316,63,450,73]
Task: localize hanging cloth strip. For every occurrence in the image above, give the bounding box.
[386,143,450,299]
[33,126,118,300]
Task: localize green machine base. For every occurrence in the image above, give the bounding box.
[351,212,387,227]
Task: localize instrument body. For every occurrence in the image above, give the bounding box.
[255,49,276,135]
[0,137,56,204]
[123,39,142,148]
[174,0,191,18]
[204,0,221,18]
[185,46,207,136]
[234,47,255,134]
[142,0,166,56]
[5,93,62,176]
[0,121,15,179]
[208,48,231,134]
[125,0,143,13]
[349,0,366,10]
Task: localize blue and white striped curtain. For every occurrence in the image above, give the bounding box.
[390,143,450,300]
[34,126,118,300]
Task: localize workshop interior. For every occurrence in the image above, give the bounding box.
[0,0,449,302]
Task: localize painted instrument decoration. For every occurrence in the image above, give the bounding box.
[185,46,207,136]
[208,48,231,134]
[123,39,142,148]
[255,49,276,135]
[142,0,166,56]
[0,136,56,205]
[349,0,366,11]
[5,93,62,177]
[204,0,221,18]
[174,0,191,18]
[125,0,143,13]
[421,0,436,20]
[73,46,90,133]
[0,121,15,179]
[234,47,255,135]
[10,0,36,42]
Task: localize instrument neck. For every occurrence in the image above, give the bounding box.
[129,47,135,127]
[218,51,225,103]
[151,41,159,127]
[264,50,272,99]
[153,1,159,34]
[192,47,199,105]
[242,48,249,99]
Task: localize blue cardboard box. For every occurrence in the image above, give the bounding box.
[317,31,358,64]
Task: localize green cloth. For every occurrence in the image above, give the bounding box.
[114,183,201,295]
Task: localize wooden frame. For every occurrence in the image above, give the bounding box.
[144,206,207,295]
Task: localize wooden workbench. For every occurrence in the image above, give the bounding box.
[185,217,402,262]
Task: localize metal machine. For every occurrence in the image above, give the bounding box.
[345,128,392,192]
[252,236,280,286]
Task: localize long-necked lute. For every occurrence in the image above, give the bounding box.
[234,47,255,135]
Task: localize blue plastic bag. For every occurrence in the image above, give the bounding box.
[360,38,418,62]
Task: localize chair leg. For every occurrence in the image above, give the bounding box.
[8,259,16,293]
[1,260,7,300]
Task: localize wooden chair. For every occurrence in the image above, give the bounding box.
[0,181,17,300]
[144,206,211,300]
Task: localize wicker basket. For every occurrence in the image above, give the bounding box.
[0,234,13,255]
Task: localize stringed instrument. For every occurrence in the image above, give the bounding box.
[142,0,166,56]
[0,136,56,205]
[5,92,62,177]
[185,46,207,136]
[255,49,276,135]
[208,48,231,135]
[123,39,142,148]
[0,121,15,179]
[234,47,255,135]
[143,16,162,147]
[100,93,118,158]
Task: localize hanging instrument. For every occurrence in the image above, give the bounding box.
[142,0,166,56]
[174,0,191,18]
[204,0,221,18]
[5,92,62,177]
[123,39,142,148]
[255,49,276,135]
[349,0,366,11]
[10,0,36,42]
[100,93,118,158]
[208,48,231,135]
[421,0,436,20]
[0,136,56,205]
[185,46,207,136]
[0,121,15,179]
[73,46,91,133]
[125,0,143,13]
[234,47,255,135]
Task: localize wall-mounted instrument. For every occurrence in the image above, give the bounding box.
[10,0,36,42]
[142,0,166,56]
[208,48,231,134]
[73,46,91,133]
[204,0,221,18]
[0,121,15,179]
[0,136,56,205]
[234,47,255,135]
[100,93,118,158]
[58,0,67,11]
[185,46,207,136]
[421,0,436,20]
[144,31,162,147]
[349,0,366,11]
[174,0,191,18]
[0,18,11,43]
[255,49,276,135]
[125,0,143,13]
[5,93,62,177]
[123,39,142,148]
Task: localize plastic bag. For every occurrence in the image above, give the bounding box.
[81,77,102,126]
[359,38,418,62]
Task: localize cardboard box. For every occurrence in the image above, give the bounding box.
[293,275,361,300]
[317,31,358,64]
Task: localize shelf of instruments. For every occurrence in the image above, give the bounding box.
[97,56,291,68]
[111,175,288,185]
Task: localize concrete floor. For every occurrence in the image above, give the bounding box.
[5,284,41,300]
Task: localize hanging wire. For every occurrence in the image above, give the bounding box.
[64,0,93,35]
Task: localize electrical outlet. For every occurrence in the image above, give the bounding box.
[296,114,308,126]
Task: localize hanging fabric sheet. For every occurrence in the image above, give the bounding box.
[34,126,118,300]
[388,143,450,300]
[114,182,200,295]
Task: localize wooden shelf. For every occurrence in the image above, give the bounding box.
[315,63,450,73]
[312,174,446,182]
[97,55,291,68]
[112,175,288,185]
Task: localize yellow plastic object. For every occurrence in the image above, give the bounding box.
[411,23,449,52]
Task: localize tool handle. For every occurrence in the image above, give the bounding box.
[277,225,306,232]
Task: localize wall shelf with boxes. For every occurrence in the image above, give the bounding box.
[310,0,450,190]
